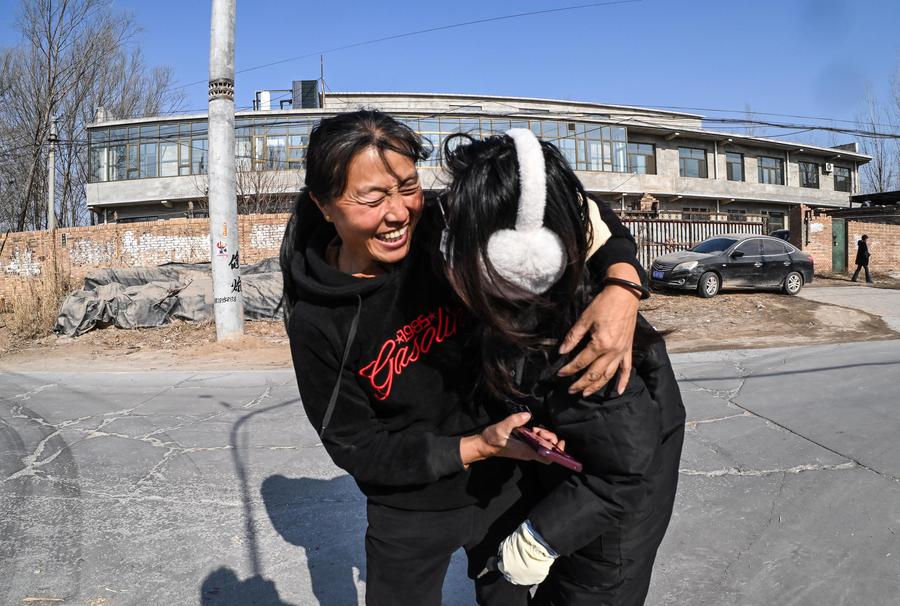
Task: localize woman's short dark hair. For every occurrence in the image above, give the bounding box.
[304,109,429,204]
[280,110,429,323]
[440,132,592,397]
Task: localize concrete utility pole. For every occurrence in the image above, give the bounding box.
[47,120,58,231]
[208,0,244,340]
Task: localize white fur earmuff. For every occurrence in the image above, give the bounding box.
[485,128,566,295]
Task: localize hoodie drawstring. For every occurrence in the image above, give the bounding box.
[319,294,362,439]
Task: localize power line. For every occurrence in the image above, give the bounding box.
[646,104,898,131]
[163,1,642,93]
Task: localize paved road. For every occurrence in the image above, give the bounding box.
[2,340,899,605]
[800,284,900,331]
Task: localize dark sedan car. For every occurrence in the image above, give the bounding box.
[650,234,814,298]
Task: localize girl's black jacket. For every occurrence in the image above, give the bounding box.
[282,196,646,512]
[508,317,686,558]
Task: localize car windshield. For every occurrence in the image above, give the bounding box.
[691,237,738,254]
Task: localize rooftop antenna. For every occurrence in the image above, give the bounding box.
[320,54,326,108]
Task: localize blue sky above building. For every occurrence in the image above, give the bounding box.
[1,0,897,146]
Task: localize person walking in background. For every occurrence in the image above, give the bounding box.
[852,234,872,283]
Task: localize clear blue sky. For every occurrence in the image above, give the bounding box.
[2,0,898,146]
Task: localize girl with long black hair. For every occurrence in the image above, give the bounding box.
[439,128,686,605]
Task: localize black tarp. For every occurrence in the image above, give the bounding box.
[54,259,283,336]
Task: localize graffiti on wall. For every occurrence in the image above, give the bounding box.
[3,247,42,276]
[250,224,285,250]
[121,230,209,264]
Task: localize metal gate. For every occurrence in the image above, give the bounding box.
[832,218,847,273]
[622,219,766,269]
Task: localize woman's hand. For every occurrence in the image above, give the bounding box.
[557,262,641,397]
[460,412,532,466]
[460,414,566,466]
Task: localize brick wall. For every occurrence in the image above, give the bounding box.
[0,214,289,304]
[847,221,900,273]
[802,213,900,276]
[804,212,833,274]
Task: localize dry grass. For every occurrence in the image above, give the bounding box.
[5,263,74,341]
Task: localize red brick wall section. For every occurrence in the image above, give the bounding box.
[803,212,833,274]
[803,214,900,276]
[847,221,900,274]
[0,214,290,305]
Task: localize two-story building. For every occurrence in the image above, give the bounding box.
[85,87,870,231]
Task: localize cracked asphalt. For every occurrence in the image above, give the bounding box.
[2,339,899,605]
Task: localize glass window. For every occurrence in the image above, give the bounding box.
[127,144,140,179]
[692,237,737,253]
[235,137,251,171]
[159,124,178,140]
[192,138,208,174]
[266,136,286,169]
[612,141,627,172]
[727,209,748,222]
[459,119,480,135]
[140,124,158,140]
[159,142,177,177]
[758,156,784,185]
[490,119,511,133]
[109,145,126,180]
[420,119,440,133]
[627,142,656,174]
[682,207,710,221]
[179,142,191,176]
[834,166,851,192]
[541,121,559,140]
[726,152,744,181]
[679,147,707,178]
[735,239,761,255]
[89,145,108,182]
[799,161,819,188]
[559,138,577,166]
[287,133,307,169]
[139,143,157,178]
[761,239,788,255]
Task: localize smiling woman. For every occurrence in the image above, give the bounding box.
[311,147,423,275]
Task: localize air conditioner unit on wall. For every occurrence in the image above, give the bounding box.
[823,162,834,173]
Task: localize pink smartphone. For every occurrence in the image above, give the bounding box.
[512,427,583,473]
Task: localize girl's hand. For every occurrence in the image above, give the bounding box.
[557,263,641,397]
[531,426,565,452]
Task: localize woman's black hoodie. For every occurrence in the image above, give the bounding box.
[282,197,647,511]
[285,200,508,510]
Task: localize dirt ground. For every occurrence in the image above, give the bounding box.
[641,287,895,353]
[1,276,897,370]
[808,271,900,290]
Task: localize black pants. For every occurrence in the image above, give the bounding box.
[364,479,532,606]
[852,263,872,282]
[531,425,685,606]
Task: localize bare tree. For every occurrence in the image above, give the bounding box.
[857,86,898,193]
[0,0,182,232]
[235,164,294,215]
[194,162,294,216]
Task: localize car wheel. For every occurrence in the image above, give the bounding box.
[783,271,803,295]
[697,272,720,298]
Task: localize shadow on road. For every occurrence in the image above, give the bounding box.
[262,474,366,605]
[200,567,296,605]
